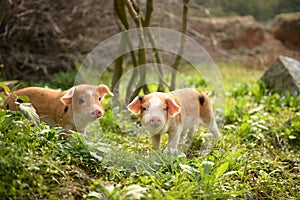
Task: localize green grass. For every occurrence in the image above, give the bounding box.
[0,63,299,199]
[217,62,263,89]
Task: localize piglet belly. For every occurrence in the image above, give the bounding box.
[182,114,200,130]
[172,89,201,131]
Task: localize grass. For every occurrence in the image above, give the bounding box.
[217,62,263,89]
[0,63,299,199]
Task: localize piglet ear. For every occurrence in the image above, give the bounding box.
[98,84,114,97]
[166,98,181,117]
[127,96,143,114]
[60,87,76,105]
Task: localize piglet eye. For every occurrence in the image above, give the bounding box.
[78,97,85,105]
[98,96,102,101]
[141,106,147,112]
[163,105,168,111]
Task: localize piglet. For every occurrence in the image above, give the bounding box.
[3,84,113,133]
[127,88,220,149]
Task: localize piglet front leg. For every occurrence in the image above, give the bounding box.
[151,134,161,149]
[166,126,183,149]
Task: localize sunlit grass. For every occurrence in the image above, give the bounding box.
[0,64,299,199]
[216,62,264,89]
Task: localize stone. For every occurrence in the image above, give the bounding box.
[271,12,300,50]
[261,56,300,94]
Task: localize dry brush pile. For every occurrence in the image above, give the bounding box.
[0,0,117,81]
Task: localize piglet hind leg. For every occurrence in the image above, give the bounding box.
[200,118,221,141]
[208,116,221,140]
[199,106,221,140]
[179,126,197,152]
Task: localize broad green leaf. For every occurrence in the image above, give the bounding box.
[19,103,40,125]
[86,191,104,199]
[249,105,264,114]
[104,185,116,194]
[256,124,269,131]
[201,161,214,174]
[223,170,238,176]
[11,82,22,92]
[0,82,10,93]
[125,184,148,199]
[179,163,199,175]
[289,135,296,139]
[215,162,229,180]
[17,95,30,103]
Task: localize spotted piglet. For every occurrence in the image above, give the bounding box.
[127,88,220,149]
[3,84,113,133]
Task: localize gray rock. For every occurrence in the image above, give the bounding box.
[261,56,300,94]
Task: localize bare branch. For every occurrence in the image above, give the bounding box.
[143,0,153,27]
[124,0,149,95]
[170,0,189,90]
[124,0,141,27]
[114,0,129,30]
[111,34,127,92]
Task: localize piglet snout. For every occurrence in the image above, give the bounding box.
[149,116,162,126]
[91,108,102,118]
